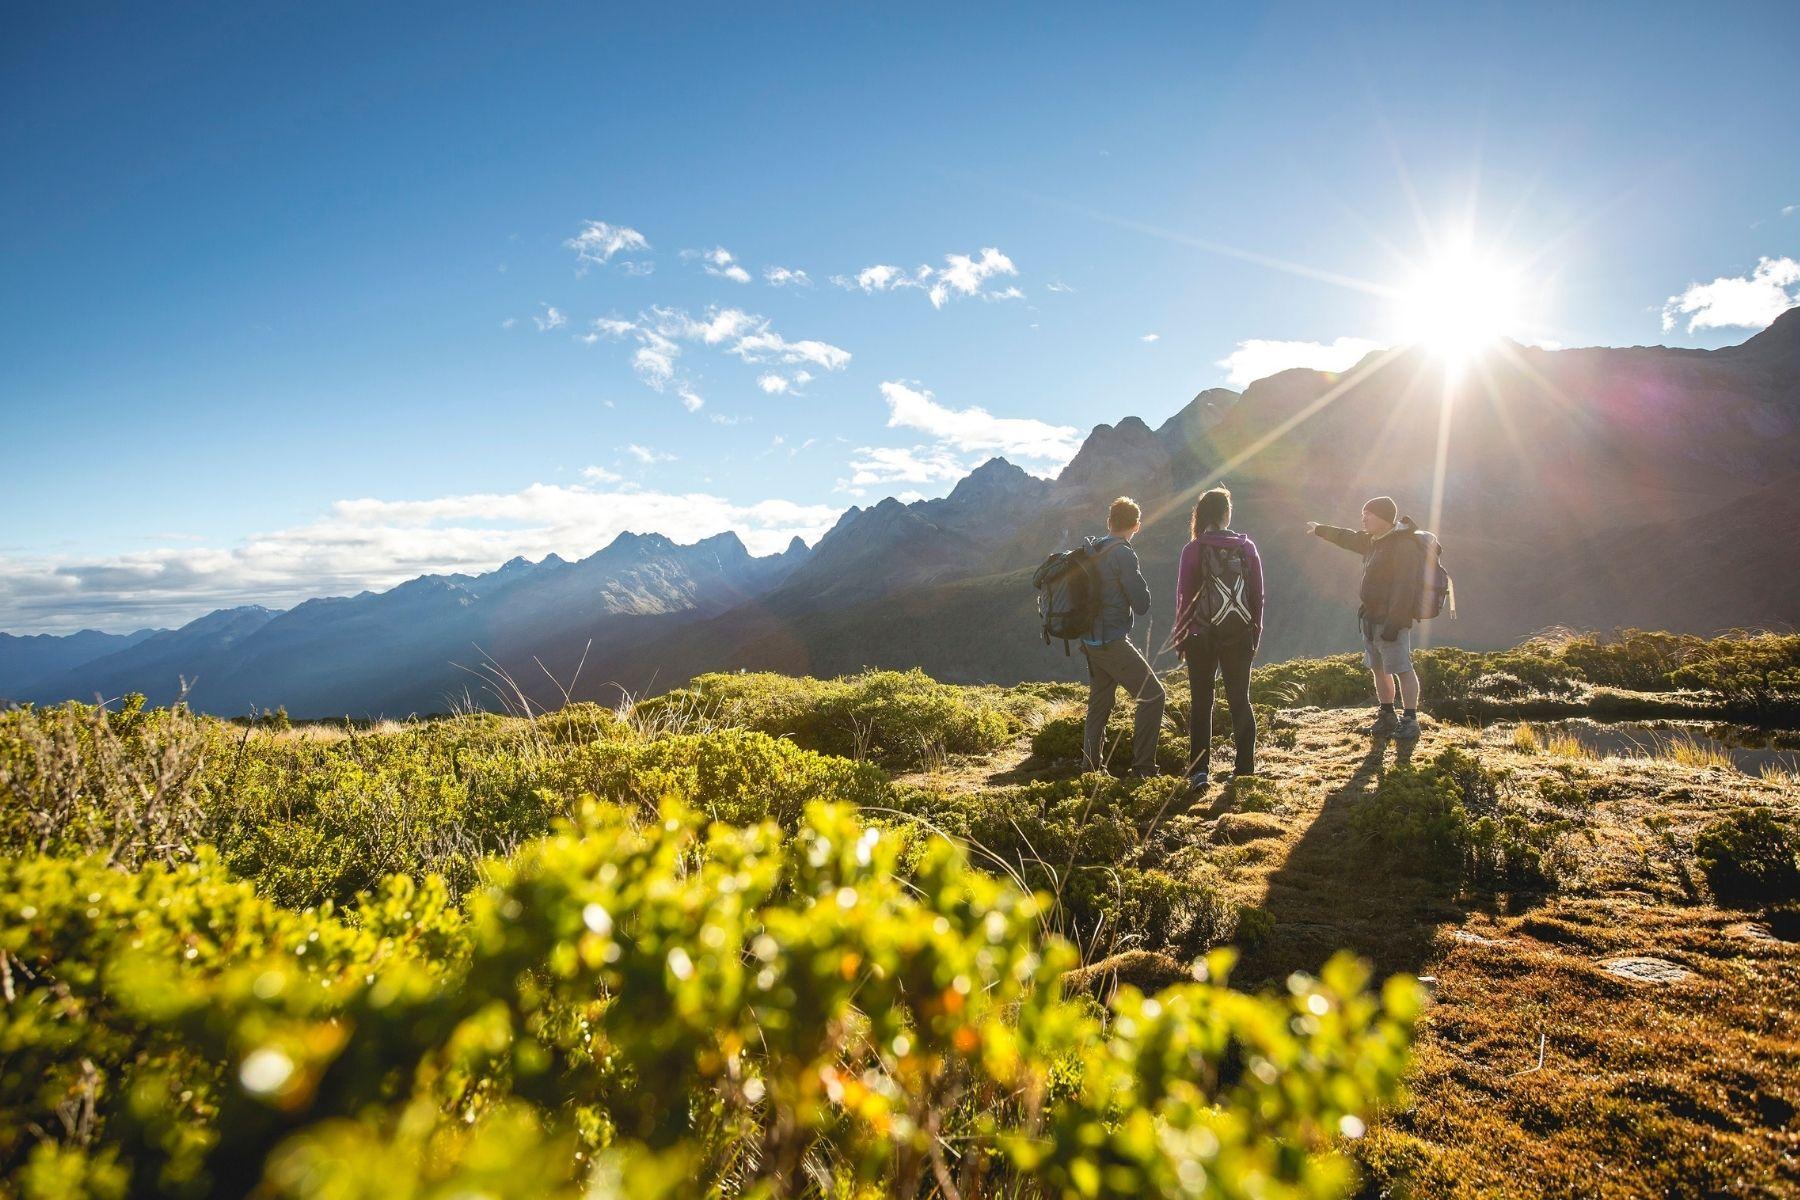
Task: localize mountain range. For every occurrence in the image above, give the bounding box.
[6,310,1798,717]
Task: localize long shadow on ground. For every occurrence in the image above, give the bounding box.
[1236,734,1464,988]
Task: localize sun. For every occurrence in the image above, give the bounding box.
[1394,248,1524,364]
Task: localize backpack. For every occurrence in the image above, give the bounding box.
[1413,530,1455,620]
[1031,541,1119,654]
[1192,542,1255,640]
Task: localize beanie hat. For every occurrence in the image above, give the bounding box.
[1363,495,1399,524]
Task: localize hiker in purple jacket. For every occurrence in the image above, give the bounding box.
[1169,486,1263,789]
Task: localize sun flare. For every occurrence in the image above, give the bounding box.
[1395,249,1524,363]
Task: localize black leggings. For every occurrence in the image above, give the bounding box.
[1183,633,1256,776]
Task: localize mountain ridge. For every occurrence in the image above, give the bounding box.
[8,315,1798,715]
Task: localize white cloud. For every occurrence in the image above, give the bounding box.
[731,329,851,371]
[832,247,1021,307]
[834,263,921,293]
[845,445,969,486]
[684,246,752,284]
[757,374,790,394]
[656,306,760,345]
[631,331,679,389]
[929,247,1016,308]
[579,307,848,404]
[877,380,1081,466]
[533,304,567,331]
[581,465,623,483]
[763,266,812,287]
[1783,204,1797,217]
[626,444,675,465]
[1046,279,1075,294]
[501,317,518,330]
[565,220,651,271]
[1660,256,1800,333]
[0,482,841,633]
[1215,336,1386,388]
[1140,333,1159,343]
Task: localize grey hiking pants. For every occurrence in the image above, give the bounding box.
[1079,637,1165,773]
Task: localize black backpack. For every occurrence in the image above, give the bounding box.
[1031,541,1119,654]
[1187,542,1255,641]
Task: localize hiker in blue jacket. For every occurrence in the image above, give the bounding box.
[1079,496,1165,775]
[1306,495,1426,740]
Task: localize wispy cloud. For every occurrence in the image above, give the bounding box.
[763,265,812,287]
[583,307,846,402]
[1046,279,1075,294]
[1140,332,1159,343]
[1661,256,1800,333]
[832,247,1021,308]
[565,220,652,272]
[877,381,1080,467]
[0,483,839,633]
[684,246,752,283]
[1215,336,1385,388]
[533,304,567,331]
[626,444,675,465]
[844,445,969,487]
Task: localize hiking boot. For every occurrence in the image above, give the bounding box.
[1395,713,1422,741]
[1186,770,1210,792]
[1370,708,1399,737]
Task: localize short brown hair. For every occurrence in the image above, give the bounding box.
[1363,495,1398,524]
[1108,496,1142,532]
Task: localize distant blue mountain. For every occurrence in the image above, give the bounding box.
[0,627,162,700]
[18,530,811,716]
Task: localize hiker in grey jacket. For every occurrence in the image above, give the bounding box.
[1079,496,1165,775]
[1307,495,1426,739]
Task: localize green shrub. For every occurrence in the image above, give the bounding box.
[542,728,889,826]
[1250,655,1370,708]
[1669,634,1800,714]
[893,775,1227,956]
[0,804,1420,1199]
[1235,904,1276,952]
[641,669,1019,769]
[1221,774,1285,812]
[1028,712,1193,776]
[1694,809,1800,908]
[1351,747,1567,892]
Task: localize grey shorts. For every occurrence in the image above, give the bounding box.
[1362,620,1414,674]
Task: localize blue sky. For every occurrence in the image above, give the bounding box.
[3,2,1796,633]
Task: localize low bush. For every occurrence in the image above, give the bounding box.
[543,728,890,826]
[1027,711,1191,775]
[892,775,1229,956]
[1351,747,1571,893]
[1669,633,1800,715]
[1693,808,1800,909]
[640,669,1021,769]
[0,803,1420,1199]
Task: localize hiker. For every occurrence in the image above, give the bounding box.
[1306,496,1426,739]
[1078,496,1165,776]
[1169,486,1262,789]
